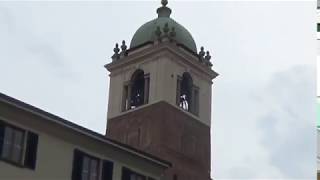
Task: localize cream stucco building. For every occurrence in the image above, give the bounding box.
[0,92,170,180]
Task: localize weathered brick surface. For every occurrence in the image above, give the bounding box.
[106,101,211,180]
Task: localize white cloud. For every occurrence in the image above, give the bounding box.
[257,65,315,178]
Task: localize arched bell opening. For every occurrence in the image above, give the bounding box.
[179,72,193,111]
[130,70,145,108]
[122,69,150,111]
[176,72,199,116]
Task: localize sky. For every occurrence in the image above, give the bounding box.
[0,1,316,179]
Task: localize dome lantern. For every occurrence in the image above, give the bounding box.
[156,0,171,17]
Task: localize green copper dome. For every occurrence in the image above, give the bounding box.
[130,2,197,53]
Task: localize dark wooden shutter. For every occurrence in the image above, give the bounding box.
[24,131,38,170]
[101,159,114,180]
[0,121,5,156]
[121,167,130,180]
[71,149,84,180]
[141,175,147,180]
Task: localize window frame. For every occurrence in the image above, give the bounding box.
[0,120,38,170]
[1,125,26,164]
[80,152,100,180]
[72,149,114,180]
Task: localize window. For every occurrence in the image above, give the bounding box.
[122,167,147,180]
[82,156,99,180]
[176,72,199,116]
[0,120,38,169]
[122,70,150,111]
[2,126,24,163]
[72,149,114,180]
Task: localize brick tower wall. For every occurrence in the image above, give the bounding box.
[106,101,211,180]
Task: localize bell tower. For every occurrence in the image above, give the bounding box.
[105,1,218,180]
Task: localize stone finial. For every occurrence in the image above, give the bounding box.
[169,27,176,38]
[205,51,213,67]
[120,40,128,57]
[155,26,162,37]
[121,40,127,51]
[163,23,169,35]
[161,0,168,7]
[205,51,211,61]
[112,43,120,61]
[199,46,205,57]
[114,43,120,54]
[199,46,205,62]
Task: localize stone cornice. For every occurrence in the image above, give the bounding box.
[105,41,218,81]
